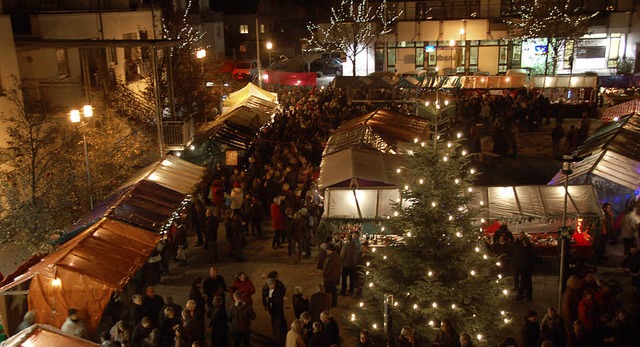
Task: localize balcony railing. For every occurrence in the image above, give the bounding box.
[163,118,194,151]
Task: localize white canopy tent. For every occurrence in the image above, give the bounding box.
[120,155,206,195]
[323,182,601,231]
[223,82,277,110]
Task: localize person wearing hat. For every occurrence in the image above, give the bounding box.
[61,308,87,338]
[322,243,341,307]
[520,309,539,347]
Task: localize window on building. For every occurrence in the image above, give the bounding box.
[260,24,265,34]
[388,48,396,71]
[375,44,385,72]
[564,40,574,69]
[108,47,118,65]
[240,25,249,34]
[416,2,431,20]
[576,46,606,58]
[56,48,70,79]
[469,46,478,66]
[416,46,424,67]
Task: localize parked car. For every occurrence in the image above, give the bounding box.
[309,58,343,77]
[232,60,257,81]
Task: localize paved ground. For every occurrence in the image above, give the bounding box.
[149,219,633,347]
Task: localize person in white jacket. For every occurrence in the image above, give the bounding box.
[61,308,87,339]
[621,202,640,254]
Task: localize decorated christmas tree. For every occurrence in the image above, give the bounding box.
[353,128,510,344]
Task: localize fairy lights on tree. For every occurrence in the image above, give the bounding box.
[505,0,596,75]
[353,119,510,343]
[305,0,400,76]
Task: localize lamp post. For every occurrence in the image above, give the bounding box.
[266,41,273,68]
[557,155,580,310]
[449,39,455,75]
[196,48,206,74]
[70,105,94,210]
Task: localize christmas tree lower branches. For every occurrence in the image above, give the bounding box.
[353,135,511,344]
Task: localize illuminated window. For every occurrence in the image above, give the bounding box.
[240,25,249,34]
[56,48,70,79]
[260,24,265,34]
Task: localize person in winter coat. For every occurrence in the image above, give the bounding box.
[229,291,256,347]
[209,296,228,347]
[322,244,341,307]
[577,289,597,332]
[512,232,535,301]
[520,310,540,347]
[271,197,286,249]
[562,275,583,329]
[539,307,566,347]
[61,309,87,338]
[230,272,256,306]
[285,319,306,347]
[204,209,219,260]
[339,233,357,296]
[291,285,309,319]
[320,311,340,346]
[264,277,287,346]
[228,182,244,214]
[248,195,264,237]
[308,284,331,323]
[435,319,460,347]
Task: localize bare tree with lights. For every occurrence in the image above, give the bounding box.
[354,129,509,344]
[0,81,77,253]
[305,0,399,76]
[505,0,596,75]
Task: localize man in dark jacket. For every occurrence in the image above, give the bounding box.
[322,244,342,307]
[229,291,256,347]
[512,231,536,301]
[210,296,228,347]
[203,266,227,309]
[130,317,153,347]
[308,283,331,323]
[320,311,340,346]
[520,310,540,347]
[263,277,287,346]
[339,233,357,295]
[142,286,165,325]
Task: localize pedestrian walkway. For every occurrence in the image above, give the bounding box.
[154,222,358,346]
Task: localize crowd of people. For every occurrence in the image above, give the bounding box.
[9,80,639,347]
[482,199,640,347]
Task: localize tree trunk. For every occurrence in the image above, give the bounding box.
[352,59,357,76]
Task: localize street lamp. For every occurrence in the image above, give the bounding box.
[266,41,273,68]
[70,105,94,210]
[557,155,581,310]
[196,48,206,74]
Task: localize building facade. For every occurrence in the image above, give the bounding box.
[363,0,640,76]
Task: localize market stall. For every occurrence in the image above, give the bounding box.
[222,82,277,110]
[529,76,598,118]
[549,112,640,212]
[0,218,160,336]
[319,147,404,219]
[598,76,640,106]
[1,324,100,347]
[468,185,602,257]
[460,75,527,90]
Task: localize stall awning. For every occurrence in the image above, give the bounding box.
[548,113,640,190]
[601,99,640,123]
[319,148,403,189]
[73,180,186,233]
[331,76,394,89]
[531,76,597,89]
[121,155,206,195]
[460,75,527,89]
[1,324,100,347]
[323,126,391,157]
[468,185,602,221]
[0,218,160,334]
[598,75,640,88]
[335,109,430,146]
[215,96,276,129]
[223,82,277,108]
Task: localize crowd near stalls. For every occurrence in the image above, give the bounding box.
[1,76,640,347]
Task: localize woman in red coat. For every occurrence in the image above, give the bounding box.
[577,289,596,332]
[230,272,256,306]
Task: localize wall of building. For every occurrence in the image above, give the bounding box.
[0,15,21,150]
